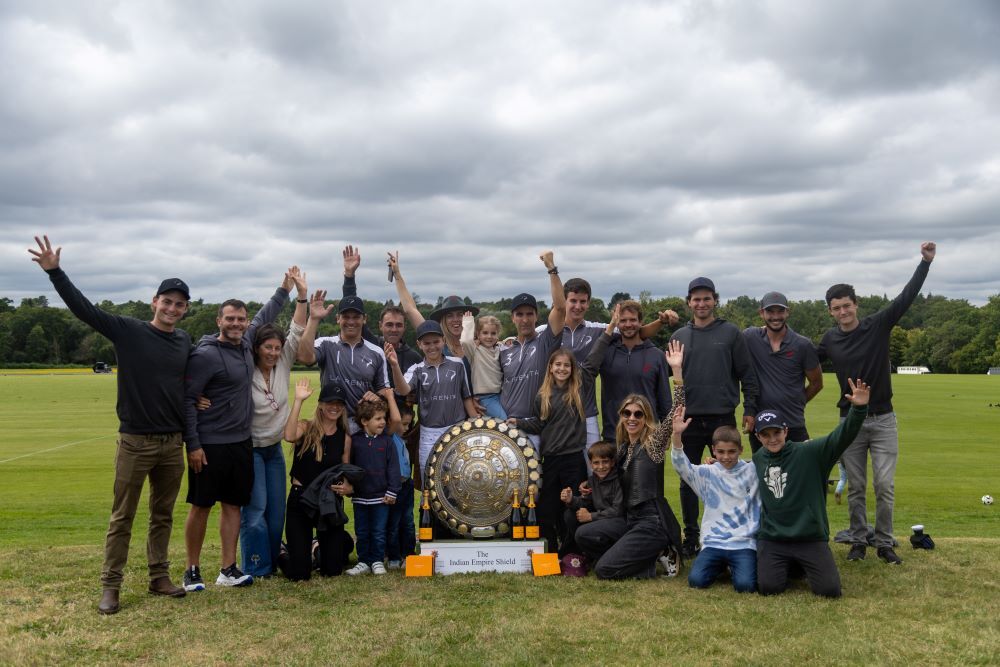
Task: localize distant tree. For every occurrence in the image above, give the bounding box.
[20,296,49,308]
[0,297,14,314]
[25,324,51,363]
[609,292,631,308]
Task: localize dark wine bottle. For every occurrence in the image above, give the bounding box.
[419,489,433,542]
[510,489,524,541]
[525,488,539,540]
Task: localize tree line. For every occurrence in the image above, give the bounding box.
[2,290,1000,374]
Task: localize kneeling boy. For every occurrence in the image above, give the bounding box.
[561,441,626,560]
[753,378,870,598]
[670,421,759,592]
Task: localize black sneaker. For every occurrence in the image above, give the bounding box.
[681,538,700,559]
[877,547,903,565]
[183,565,206,592]
[847,544,866,561]
[216,563,254,587]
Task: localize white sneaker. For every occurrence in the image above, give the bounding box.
[216,564,254,587]
[345,562,371,576]
[371,562,387,575]
[657,547,680,578]
[387,560,402,570]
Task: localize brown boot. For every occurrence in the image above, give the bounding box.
[148,576,186,598]
[98,589,120,615]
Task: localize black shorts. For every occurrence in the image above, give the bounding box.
[186,439,253,508]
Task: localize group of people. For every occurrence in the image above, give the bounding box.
[27,234,936,614]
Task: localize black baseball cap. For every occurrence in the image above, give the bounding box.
[510,293,538,311]
[754,409,789,434]
[761,292,789,309]
[156,278,190,301]
[416,320,444,340]
[337,296,365,315]
[687,277,715,295]
[318,383,347,404]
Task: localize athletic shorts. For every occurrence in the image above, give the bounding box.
[186,439,253,507]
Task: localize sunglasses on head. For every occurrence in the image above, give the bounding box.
[621,409,644,419]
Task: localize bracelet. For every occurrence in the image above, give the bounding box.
[296,298,308,303]
[547,266,559,275]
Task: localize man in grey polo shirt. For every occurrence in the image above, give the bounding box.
[500,251,567,440]
[297,293,391,433]
[743,291,824,452]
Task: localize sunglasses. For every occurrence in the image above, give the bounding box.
[621,409,644,419]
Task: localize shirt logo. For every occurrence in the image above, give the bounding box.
[364,356,374,367]
[446,369,457,381]
[765,465,788,499]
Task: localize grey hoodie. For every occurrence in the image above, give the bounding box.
[669,318,759,417]
[183,288,288,451]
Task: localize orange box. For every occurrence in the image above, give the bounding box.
[531,552,561,576]
[405,554,435,577]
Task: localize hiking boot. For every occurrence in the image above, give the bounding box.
[148,576,186,598]
[371,562,387,575]
[183,565,206,592]
[98,589,120,615]
[215,563,253,587]
[877,547,903,565]
[345,562,371,576]
[681,537,700,559]
[847,544,866,561]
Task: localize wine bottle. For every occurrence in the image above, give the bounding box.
[419,489,433,542]
[525,488,539,540]
[510,489,524,541]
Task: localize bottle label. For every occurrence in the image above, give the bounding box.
[512,526,525,539]
[526,526,539,539]
[419,527,433,541]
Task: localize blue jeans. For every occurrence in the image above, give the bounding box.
[239,443,286,576]
[688,546,757,592]
[478,393,507,420]
[353,502,390,566]
[386,478,415,561]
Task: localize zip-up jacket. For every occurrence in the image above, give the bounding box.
[568,467,624,520]
[669,318,759,417]
[183,288,288,451]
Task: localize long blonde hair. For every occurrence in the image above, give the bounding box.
[614,394,660,466]
[297,401,348,462]
[539,348,585,421]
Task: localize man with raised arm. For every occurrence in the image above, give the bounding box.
[181,273,290,592]
[500,251,567,443]
[743,291,824,452]
[669,277,760,559]
[29,235,191,615]
[818,242,936,566]
[296,289,391,434]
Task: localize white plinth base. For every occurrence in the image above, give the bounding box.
[421,540,545,575]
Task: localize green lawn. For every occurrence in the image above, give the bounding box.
[0,373,998,665]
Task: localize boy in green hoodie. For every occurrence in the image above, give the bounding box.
[753,378,870,598]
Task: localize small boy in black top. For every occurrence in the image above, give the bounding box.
[559,441,626,560]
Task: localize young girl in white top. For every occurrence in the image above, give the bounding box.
[460,311,507,419]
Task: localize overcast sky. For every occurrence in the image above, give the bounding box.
[2,0,998,310]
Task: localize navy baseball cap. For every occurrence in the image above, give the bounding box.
[754,410,789,433]
[761,292,789,309]
[337,296,365,314]
[318,383,347,404]
[156,278,190,300]
[687,277,715,295]
[415,320,444,340]
[510,293,538,311]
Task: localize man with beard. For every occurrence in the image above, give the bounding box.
[551,279,677,447]
[743,292,823,452]
[182,278,290,591]
[670,277,759,558]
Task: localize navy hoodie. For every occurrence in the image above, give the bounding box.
[183,288,288,451]
[670,318,759,417]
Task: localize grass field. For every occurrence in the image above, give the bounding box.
[1,372,998,665]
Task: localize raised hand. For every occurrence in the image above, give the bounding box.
[343,245,361,277]
[28,235,61,271]
[309,290,334,320]
[384,341,398,366]
[921,242,936,263]
[665,339,684,370]
[671,404,691,444]
[659,309,680,326]
[386,251,401,279]
[287,266,307,296]
[845,378,871,406]
[606,303,621,335]
[293,378,313,401]
[539,250,555,270]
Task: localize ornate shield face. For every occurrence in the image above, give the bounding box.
[425,417,542,539]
